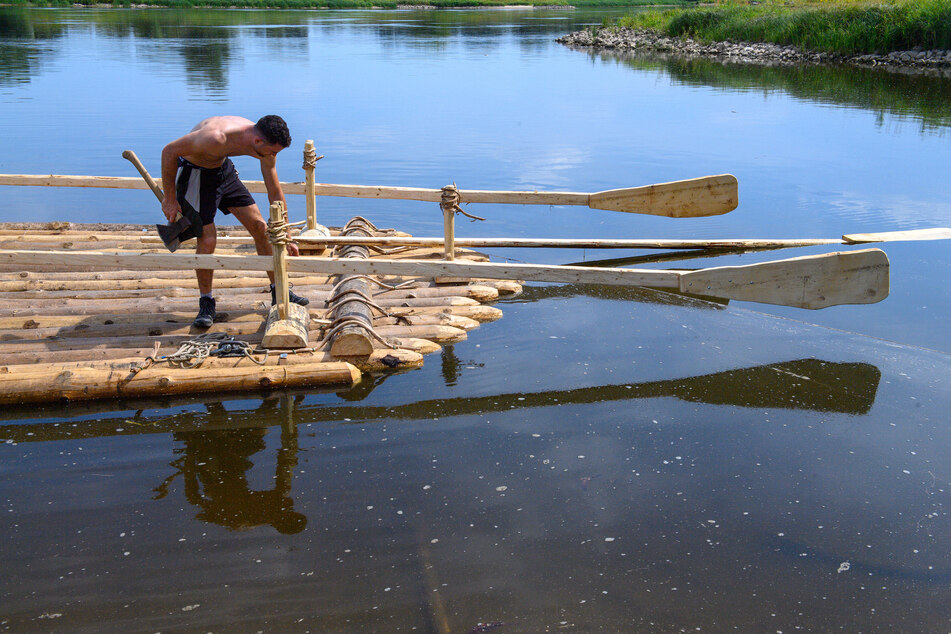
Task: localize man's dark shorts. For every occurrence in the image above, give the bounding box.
[176,157,256,226]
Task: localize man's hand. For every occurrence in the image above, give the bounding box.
[287,241,300,257]
[161,197,183,223]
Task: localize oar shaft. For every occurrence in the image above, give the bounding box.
[303,235,844,249]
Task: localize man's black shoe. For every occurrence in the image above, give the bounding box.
[270,284,310,307]
[193,296,216,328]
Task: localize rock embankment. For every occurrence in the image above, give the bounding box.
[557,27,951,71]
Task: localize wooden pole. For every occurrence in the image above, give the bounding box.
[304,140,317,232]
[0,248,890,309]
[0,173,738,218]
[261,201,308,349]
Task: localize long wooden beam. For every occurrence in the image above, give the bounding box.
[0,248,889,309]
[298,227,951,250]
[0,173,738,218]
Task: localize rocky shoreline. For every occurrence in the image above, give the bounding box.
[557,27,951,74]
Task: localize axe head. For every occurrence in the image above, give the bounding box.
[156,210,203,253]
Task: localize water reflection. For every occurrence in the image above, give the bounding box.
[152,395,307,534]
[0,357,881,441]
[588,48,951,133]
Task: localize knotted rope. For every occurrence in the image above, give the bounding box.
[302,146,324,170]
[162,333,269,369]
[440,184,485,222]
[267,216,307,247]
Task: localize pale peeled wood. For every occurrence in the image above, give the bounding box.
[304,140,317,231]
[299,235,843,250]
[270,201,290,319]
[0,249,890,309]
[0,304,501,330]
[842,228,951,243]
[2,348,423,375]
[0,173,736,217]
[261,302,309,349]
[678,249,889,309]
[0,360,361,405]
[0,347,424,372]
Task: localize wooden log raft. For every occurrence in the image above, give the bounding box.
[0,218,515,404]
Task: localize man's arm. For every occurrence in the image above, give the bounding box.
[260,156,298,256]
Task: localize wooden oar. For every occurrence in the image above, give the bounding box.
[297,227,951,250]
[0,173,738,218]
[0,248,888,309]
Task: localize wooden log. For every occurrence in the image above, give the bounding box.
[0,360,361,405]
[262,302,309,349]
[0,323,464,353]
[1,348,424,375]
[0,294,480,317]
[0,304,500,330]
[327,221,377,357]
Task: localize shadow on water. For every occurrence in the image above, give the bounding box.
[588,48,951,133]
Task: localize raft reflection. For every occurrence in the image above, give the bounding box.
[0,357,881,442]
[152,395,307,534]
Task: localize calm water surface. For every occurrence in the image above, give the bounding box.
[1,8,950,631]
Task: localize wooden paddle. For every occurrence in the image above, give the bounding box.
[0,248,888,309]
[0,173,738,218]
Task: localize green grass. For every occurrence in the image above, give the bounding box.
[615,0,951,55]
[10,0,679,8]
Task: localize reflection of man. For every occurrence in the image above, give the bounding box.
[153,400,306,534]
[161,115,309,329]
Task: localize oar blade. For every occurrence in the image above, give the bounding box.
[842,227,951,244]
[588,174,738,218]
[678,249,889,309]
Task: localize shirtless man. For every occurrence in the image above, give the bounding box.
[161,115,309,328]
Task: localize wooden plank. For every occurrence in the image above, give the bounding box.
[299,235,842,250]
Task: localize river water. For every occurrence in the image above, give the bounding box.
[1,7,950,632]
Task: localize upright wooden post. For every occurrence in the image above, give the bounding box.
[297,139,330,257]
[270,201,290,320]
[262,201,309,349]
[440,185,458,261]
[304,140,317,232]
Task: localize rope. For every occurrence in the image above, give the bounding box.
[317,316,398,351]
[163,333,269,369]
[302,146,324,170]
[440,184,485,222]
[266,216,307,247]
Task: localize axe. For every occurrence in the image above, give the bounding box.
[122,150,202,252]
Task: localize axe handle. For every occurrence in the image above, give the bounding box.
[122,150,165,203]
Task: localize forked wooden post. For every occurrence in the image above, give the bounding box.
[261,201,309,349]
[440,185,457,261]
[304,140,317,232]
[297,140,329,256]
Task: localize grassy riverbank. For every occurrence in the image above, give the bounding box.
[615,0,951,55]
[8,0,684,8]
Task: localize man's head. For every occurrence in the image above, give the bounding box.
[252,115,292,156]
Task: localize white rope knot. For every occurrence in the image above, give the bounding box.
[302,147,324,170]
[440,183,485,221]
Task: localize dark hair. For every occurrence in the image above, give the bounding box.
[255,115,291,148]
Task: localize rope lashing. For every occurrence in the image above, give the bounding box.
[324,287,412,325]
[302,146,324,170]
[440,184,485,222]
[317,315,398,351]
[327,274,417,296]
[343,216,397,235]
[162,333,269,369]
[266,216,307,247]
